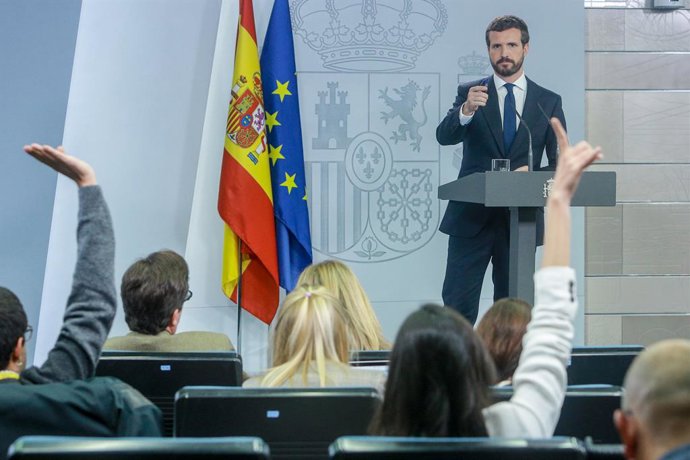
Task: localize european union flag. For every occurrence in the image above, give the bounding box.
[260,0,312,291]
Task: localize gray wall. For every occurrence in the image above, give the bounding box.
[584,1,690,345]
[0,0,81,363]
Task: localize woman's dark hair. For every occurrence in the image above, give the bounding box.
[477,298,532,383]
[369,304,496,437]
[0,287,27,370]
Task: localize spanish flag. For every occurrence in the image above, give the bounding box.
[218,0,279,324]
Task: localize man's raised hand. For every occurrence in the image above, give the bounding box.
[23,144,97,187]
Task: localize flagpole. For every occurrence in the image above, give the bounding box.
[236,239,243,356]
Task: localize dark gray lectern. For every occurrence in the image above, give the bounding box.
[438,171,616,305]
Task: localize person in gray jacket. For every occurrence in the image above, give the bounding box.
[0,144,161,459]
[0,143,116,384]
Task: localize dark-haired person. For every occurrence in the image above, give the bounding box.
[1,144,115,384]
[1,145,161,459]
[477,297,532,384]
[370,119,601,437]
[104,250,233,352]
[437,15,566,324]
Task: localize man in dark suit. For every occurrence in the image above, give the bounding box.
[436,15,566,324]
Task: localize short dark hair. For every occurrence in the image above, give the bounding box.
[485,15,529,47]
[369,304,496,437]
[477,297,532,382]
[121,250,189,335]
[0,287,28,370]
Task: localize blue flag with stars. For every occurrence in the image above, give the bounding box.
[260,0,313,291]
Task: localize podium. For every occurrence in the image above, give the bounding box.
[438,171,616,305]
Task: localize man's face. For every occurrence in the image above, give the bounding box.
[488,28,529,78]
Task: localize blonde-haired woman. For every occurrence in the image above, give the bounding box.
[297,260,390,350]
[243,285,385,388]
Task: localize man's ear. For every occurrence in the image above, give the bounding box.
[614,409,638,460]
[8,336,25,371]
[165,308,182,335]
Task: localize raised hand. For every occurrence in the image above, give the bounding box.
[549,118,602,201]
[23,144,97,187]
[462,85,489,115]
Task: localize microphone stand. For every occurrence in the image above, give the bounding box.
[514,109,533,172]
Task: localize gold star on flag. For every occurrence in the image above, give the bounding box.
[265,111,281,132]
[302,191,308,201]
[268,144,285,166]
[272,80,292,102]
[280,172,298,194]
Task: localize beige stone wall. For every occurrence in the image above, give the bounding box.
[584,1,690,346]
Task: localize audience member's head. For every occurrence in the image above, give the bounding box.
[261,285,349,387]
[297,260,389,350]
[476,297,531,383]
[370,304,496,437]
[615,339,690,460]
[121,250,189,335]
[0,288,28,372]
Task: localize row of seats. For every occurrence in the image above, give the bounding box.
[95,346,640,438]
[7,435,624,460]
[172,385,622,458]
[351,345,643,386]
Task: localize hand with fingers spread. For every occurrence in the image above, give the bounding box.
[23,144,97,187]
[461,85,489,115]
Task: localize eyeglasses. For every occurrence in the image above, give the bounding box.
[185,290,193,301]
[24,325,33,342]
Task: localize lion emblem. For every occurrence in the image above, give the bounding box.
[379,80,431,152]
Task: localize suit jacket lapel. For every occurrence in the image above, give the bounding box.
[479,77,505,157]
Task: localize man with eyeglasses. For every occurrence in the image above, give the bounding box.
[104,250,233,352]
[0,144,116,384]
[0,145,161,457]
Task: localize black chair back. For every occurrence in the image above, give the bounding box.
[568,346,643,386]
[175,386,381,460]
[8,436,269,460]
[329,436,587,460]
[349,351,390,368]
[96,351,242,436]
[491,385,622,443]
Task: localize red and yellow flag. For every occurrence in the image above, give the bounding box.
[217,0,279,324]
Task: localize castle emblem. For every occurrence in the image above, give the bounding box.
[313,82,351,150]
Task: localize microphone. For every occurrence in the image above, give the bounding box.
[513,108,533,172]
[537,102,560,161]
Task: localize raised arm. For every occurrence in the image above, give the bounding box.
[20,144,116,384]
[542,118,602,267]
[436,84,472,146]
[483,119,602,437]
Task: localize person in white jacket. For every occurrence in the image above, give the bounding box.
[370,118,602,437]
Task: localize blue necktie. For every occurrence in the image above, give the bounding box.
[503,83,516,152]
